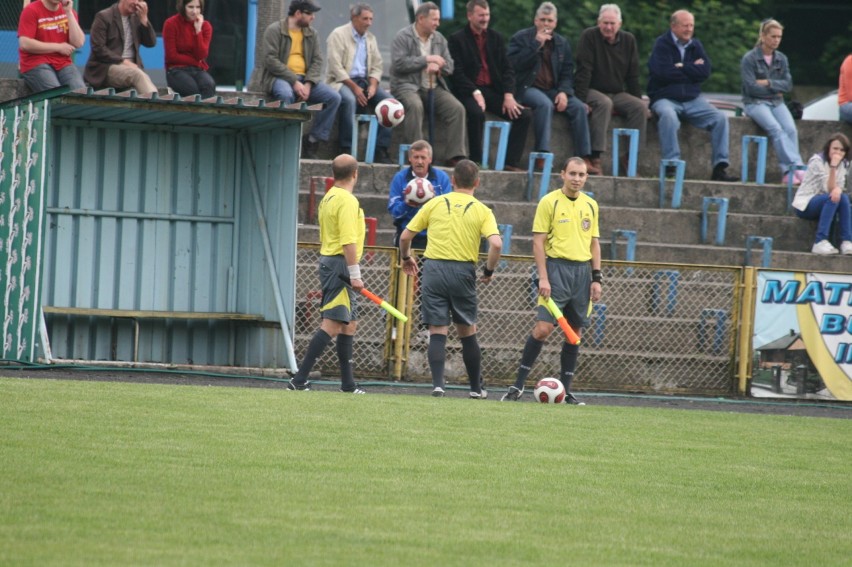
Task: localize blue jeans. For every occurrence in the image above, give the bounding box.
[519,87,590,155]
[651,96,729,166]
[745,101,803,173]
[841,102,852,125]
[795,193,852,243]
[338,82,392,150]
[22,63,85,93]
[271,77,341,142]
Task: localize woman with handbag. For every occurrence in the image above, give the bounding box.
[741,19,805,185]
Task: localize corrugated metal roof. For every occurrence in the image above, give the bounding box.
[7,87,315,132]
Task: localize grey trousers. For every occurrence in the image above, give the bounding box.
[396,87,468,161]
[586,89,648,154]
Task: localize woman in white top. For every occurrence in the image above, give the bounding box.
[791,133,851,255]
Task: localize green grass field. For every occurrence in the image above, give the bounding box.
[1,377,850,566]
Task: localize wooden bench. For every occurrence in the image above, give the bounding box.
[42,306,265,362]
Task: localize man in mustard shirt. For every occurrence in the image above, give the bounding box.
[289,154,366,393]
[252,0,341,159]
[399,160,502,398]
[501,156,603,404]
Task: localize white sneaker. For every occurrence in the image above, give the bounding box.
[431,387,445,397]
[812,240,839,255]
[841,241,852,255]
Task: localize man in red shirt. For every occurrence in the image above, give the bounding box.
[18,0,86,94]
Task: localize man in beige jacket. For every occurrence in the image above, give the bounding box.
[326,3,394,163]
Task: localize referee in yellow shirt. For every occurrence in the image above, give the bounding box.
[289,154,366,394]
[501,156,603,404]
[399,160,503,398]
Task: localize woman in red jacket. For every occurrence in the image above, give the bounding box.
[163,0,215,98]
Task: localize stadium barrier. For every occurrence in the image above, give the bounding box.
[295,243,742,395]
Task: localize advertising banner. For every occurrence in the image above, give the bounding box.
[753,270,852,401]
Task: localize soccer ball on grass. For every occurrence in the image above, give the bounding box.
[403,177,435,207]
[534,378,566,404]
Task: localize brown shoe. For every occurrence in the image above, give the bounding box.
[583,156,602,175]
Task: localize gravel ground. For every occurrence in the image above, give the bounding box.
[2,365,851,420]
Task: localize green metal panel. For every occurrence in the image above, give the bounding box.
[0,100,48,362]
[30,90,310,367]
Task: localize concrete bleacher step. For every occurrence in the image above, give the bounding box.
[297,158,852,272]
[299,161,798,216]
[297,222,852,272]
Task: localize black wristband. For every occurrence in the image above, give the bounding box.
[592,269,602,284]
[483,267,494,277]
[402,256,411,261]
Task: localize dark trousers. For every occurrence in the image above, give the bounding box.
[460,85,531,168]
[167,67,216,98]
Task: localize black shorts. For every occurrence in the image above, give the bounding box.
[419,259,478,327]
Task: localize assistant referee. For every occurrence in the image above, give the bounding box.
[399,160,503,398]
[501,156,602,404]
[289,154,367,394]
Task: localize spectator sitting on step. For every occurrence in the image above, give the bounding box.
[250,0,341,159]
[791,133,851,255]
[574,3,650,176]
[647,9,737,182]
[448,0,531,172]
[387,140,452,249]
[326,3,394,164]
[839,53,852,125]
[17,0,86,94]
[741,19,804,186]
[390,2,468,167]
[508,2,599,175]
[84,0,158,95]
[163,0,216,99]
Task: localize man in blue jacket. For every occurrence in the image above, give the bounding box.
[508,2,599,175]
[647,9,737,181]
[387,140,452,248]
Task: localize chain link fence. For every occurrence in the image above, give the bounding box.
[295,244,742,395]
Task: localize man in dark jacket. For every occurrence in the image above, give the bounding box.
[574,3,649,174]
[646,9,737,181]
[448,0,531,172]
[84,0,157,94]
[508,2,598,174]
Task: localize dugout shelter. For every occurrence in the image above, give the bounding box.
[0,87,312,372]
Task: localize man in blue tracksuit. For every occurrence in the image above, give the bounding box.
[387,139,452,248]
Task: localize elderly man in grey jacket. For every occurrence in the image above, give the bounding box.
[390,1,467,166]
[252,0,340,159]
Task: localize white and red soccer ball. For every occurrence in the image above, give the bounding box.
[403,177,435,207]
[375,98,405,128]
[534,378,566,404]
